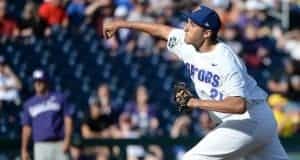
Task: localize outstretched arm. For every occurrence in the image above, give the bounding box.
[103,20,173,40]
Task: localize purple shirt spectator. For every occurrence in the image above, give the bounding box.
[124,101,157,132]
[124,101,157,116]
[21,92,74,142]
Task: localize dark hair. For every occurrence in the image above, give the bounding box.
[209,30,218,43]
[211,31,218,40]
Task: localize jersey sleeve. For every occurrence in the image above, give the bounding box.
[222,68,246,98]
[167,29,192,61]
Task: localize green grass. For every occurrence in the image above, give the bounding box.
[288,152,300,160]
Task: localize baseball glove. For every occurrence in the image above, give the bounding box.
[174,82,194,112]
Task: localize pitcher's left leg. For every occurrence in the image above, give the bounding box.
[245,135,288,160]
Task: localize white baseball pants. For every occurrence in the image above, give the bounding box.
[183,101,289,160]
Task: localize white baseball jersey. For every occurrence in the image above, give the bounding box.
[167,29,268,121]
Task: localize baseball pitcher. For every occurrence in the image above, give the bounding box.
[103,5,288,160]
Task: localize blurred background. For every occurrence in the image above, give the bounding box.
[0,0,300,159]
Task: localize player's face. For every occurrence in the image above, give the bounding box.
[184,19,205,45]
[184,19,211,48]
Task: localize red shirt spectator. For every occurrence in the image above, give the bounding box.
[38,1,67,25]
[0,18,17,37]
[0,0,18,37]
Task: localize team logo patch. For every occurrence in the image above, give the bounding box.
[168,36,178,48]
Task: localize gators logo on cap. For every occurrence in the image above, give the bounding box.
[204,22,210,27]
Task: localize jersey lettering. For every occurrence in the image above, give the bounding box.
[205,71,213,83]
[198,69,205,81]
[185,63,220,88]
[191,64,198,77]
[212,75,220,87]
[210,88,223,100]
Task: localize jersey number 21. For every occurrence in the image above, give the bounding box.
[210,88,223,100]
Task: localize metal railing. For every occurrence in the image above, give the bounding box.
[1,136,300,159]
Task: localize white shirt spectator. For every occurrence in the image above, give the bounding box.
[0,74,19,101]
[285,40,300,61]
[0,57,21,103]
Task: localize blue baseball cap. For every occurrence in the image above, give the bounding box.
[184,5,221,31]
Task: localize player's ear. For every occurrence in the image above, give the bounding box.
[203,30,212,39]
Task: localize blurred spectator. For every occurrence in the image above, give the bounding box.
[156,39,180,62]
[267,70,289,94]
[102,5,130,53]
[194,111,215,136]
[284,59,300,102]
[115,112,164,160]
[67,0,86,26]
[116,112,139,138]
[0,56,22,104]
[114,5,130,43]
[81,96,114,139]
[240,22,274,78]
[117,113,145,160]
[38,0,68,27]
[108,5,132,54]
[148,0,172,15]
[85,0,114,35]
[170,115,192,138]
[69,145,88,160]
[277,29,300,61]
[96,83,112,114]
[96,83,118,119]
[170,115,192,160]
[267,58,290,94]
[0,0,18,37]
[124,85,161,136]
[268,94,299,138]
[127,0,152,22]
[220,24,242,55]
[126,0,155,56]
[21,69,74,160]
[144,145,163,160]
[81,96,115,160]
[18,1,44,37]
[212,0,240,27]
[115,0,133,9]
[238,0,267,28]
[172,0,200,11]
[267,58,300,103]
[287,74,300,103]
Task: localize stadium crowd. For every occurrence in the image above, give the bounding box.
[0,0,300,159]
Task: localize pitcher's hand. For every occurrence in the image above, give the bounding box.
[103,19,124,39]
